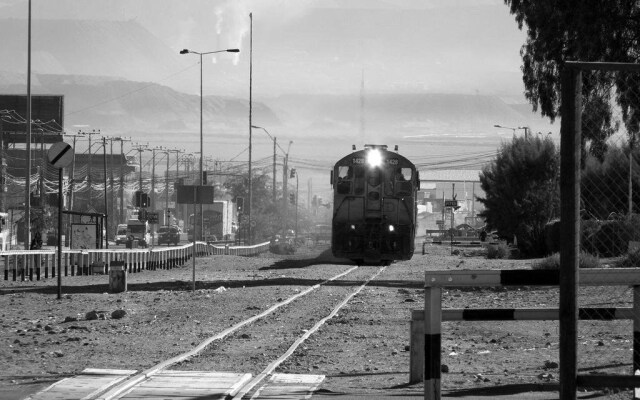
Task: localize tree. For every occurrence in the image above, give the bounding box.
[581,143,640,219]
[505,1,640,161]
[223,172,280,241]
[477,136,560,257]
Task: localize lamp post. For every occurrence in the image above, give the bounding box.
[290,168,299,243]
[282,141,293,238]
[494,124,529,139]
[251,125,289,205]
[179,47,239,242]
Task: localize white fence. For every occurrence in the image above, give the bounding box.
[2,241,270,281]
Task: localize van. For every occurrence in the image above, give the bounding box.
[114,224,128,245]
[126,219,151,248]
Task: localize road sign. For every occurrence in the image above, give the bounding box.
[444,200,458,207]
[47,141,74,169]
[176,185,214,204]
[436,220,444,225]
[147,212,159,224]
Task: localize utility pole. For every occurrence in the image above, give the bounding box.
[132,144,149,192]
[273,137,277,204]
[282,140,293,237]
[167,149,182,222]
[102,137,108,249]
[116,137,130,223]
[78,129,100,208]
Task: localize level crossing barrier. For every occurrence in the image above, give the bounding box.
[2,241,270,281]
[420,268,640,400]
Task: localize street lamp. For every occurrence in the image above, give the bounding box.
[290,168,299,243]
[251,125,288,205]
[179,47,239,241]
[494,124,529,139]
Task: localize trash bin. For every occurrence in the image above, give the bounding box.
[109,262,127,293]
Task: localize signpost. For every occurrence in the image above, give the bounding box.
[47,141,74,300]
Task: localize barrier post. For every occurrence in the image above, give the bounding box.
[635,285,640,398]
[109,261,127,293]
[424,286,442,400]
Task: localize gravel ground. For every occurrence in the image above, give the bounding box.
[0,242,634,399]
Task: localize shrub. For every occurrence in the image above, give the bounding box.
[486,242,510,259]
[616,250,640,268]
[532,251,600,270]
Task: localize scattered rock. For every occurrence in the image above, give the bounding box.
[63,316,78,323]
[85,311,99,321]
[111,310,127,320]
[441,364,449,373]
[544,360,559,369]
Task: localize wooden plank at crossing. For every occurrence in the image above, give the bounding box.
[25,369,136,400]
[250,374,325,399]
[120,370,252,400]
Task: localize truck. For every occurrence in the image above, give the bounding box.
[187,200,235,242]
[126,218,151,248]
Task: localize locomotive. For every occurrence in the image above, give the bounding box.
[330,144,419,264]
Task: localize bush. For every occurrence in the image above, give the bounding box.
[615,250,640,268]
[532,251,600,270]
[581,216,640,257]
[486,242,510,259]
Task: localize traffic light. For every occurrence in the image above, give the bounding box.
[138,209,147,222]
[236,196,244,213]
[135,191,150,208]
[202,171,207,185]
[312,195,317,207]
[290,168,296,178]
[289,193,295,204]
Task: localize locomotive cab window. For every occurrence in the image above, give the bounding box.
[336,166,352,194]
[396,168,412,181]
[395,167,413,195]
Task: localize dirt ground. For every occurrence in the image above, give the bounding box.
[0,242,635,399]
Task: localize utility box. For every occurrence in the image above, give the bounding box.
[109,262,127,293]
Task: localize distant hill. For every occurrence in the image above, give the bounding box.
[0,73,280,142]
[269,92,555,141]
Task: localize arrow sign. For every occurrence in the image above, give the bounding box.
[47,141,74,169]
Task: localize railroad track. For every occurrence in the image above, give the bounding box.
[29,264,386,400]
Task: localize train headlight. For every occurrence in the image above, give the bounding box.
[350,224,356,230]
[367,149,382,167]
[388,225,395,232]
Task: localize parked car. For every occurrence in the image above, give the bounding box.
[157,225,180,246]
[114,224,128,245]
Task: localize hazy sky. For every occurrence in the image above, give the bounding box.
[1,0,528,99]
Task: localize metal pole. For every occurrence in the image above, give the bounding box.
[273,137,276,204]
[199,53,204,242]
[25,0,32,251]
[192,186,196,292]
[57,167,62,299]
[248,12,253,244]
[295,172,298,243]
[138,148,143,191]
[119,139,124,223]
[166,151,170,223]
[559,65,581,400]
[103,137,108,249]
[88,133,92,206]
[109,139,115,235]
